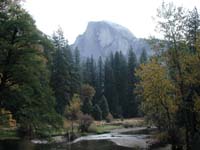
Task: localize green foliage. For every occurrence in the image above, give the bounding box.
[73,47,81,93]
[0,0,62,137]
[99,95,109,119]
[79,50,139,118]
[139,48,148,64]
[96,56,104,101]
[81,97,93,115]
[51,28,80,115]
[89,124,122,134]
[92,104,102,121]
[0,129,18,140]
[104,51,128,117]
[126,47,138,117]
[51,28,71,115]
[65,94,81,121]
[104,53,118,116]
[81,56,97,88]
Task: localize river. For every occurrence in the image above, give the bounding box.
[0,127,171,150]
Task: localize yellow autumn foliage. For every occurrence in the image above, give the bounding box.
[136,59,178,128]
[64,94,81,121]
[0,108,16,128]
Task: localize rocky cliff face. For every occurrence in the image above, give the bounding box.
[72,21,151,59]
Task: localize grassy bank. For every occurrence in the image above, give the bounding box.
[88,118,145,134]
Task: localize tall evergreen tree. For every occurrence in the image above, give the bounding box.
[125,47,138,117]
[51,28,71,115]
[82,97,93,115]
[67,47,80,96]
[82,56,97,87]
[89,56,97,88]
[104,53,118,117]
[104,52,129,117]
[92,104,102,121]
[139,48,148,64]
[73,47,81,93]
[96,56,104,102]
[118,51,128,117]
[82,57,90,84]
[99,95,109,119]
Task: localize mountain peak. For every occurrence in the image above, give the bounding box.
[72,21,150,59]
[87,21,136,38]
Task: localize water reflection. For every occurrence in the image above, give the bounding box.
[0,139,134,150]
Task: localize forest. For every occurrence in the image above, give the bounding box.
[0,0,200,150]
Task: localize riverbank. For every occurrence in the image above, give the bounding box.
[0,118,172,150]
[0,118,144,143]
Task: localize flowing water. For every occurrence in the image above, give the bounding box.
[0,127,170,150]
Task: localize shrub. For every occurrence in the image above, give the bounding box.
[105,113,113,123]
[0,108,16,128]
[78,114,93,132]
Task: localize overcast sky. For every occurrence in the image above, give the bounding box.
[23,0,200,44]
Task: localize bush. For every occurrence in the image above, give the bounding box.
[0,108,16,128]
[105,113,113,123]
[88,124,98,133]
[123,123,133,128]
[78,114,93,132]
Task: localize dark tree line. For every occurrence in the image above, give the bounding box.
[81,48,147,118]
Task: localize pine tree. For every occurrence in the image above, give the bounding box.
[82,97,93,115]
[126,47,138,117]
[51,28,71,115]
[81,56,97,87]
[139,48,148,64]
[82,58,90,84]
[104,53,117,117]
[99,95,109,119]
[104,51,128,117]
[92,104,102,121]
[95,56,104,103]
[118,51,128,117]
[112,52,122,117]
[73,47,81,93]
[89,56,97,88]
